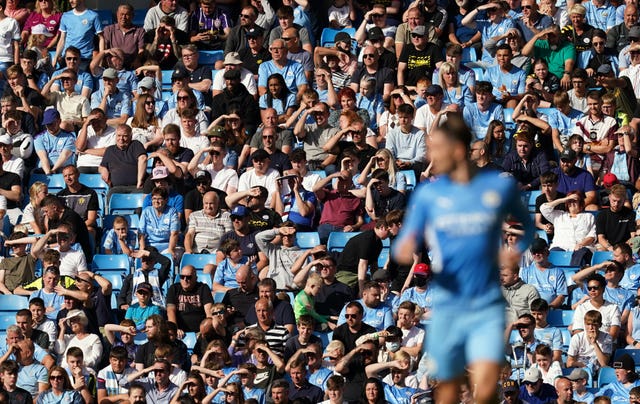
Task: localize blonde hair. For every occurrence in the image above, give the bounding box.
[306,273,323,288]
[374,148,400,188]
[438,62,461,97]
[29,181,47,206]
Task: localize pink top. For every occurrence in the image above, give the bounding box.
[5,7,29,28]
[22,11,61,48]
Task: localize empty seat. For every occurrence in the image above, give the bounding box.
[180,254,216,270]
[92,254,130,274]
[547,309,574,327]
[327,232,359,253]
[108,193,146,215]
[296,232,320,249]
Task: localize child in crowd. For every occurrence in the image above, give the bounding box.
[104,319,139,366]
[102,215,137,255]
[124,282,162,332]
[294,273,333,329]
[213,239,251,292]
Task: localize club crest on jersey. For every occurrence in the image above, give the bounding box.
[482,191,501,208]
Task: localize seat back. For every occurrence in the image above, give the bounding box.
[180,254,217,271]
[108,193,146,215]
[327,232,359,253]
[296,232,321,249]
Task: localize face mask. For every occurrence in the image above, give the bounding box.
[386,341,401,352]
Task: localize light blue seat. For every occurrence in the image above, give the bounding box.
[296,232,320,249]
[597,366,616,387]
[29,173,65,193]
[0,295,28,312]
[312,331,333,350]
[548,250,573,267]
[401,170,417,191]
[320,27,357,48]
[197,272,212,287]
[92,254,130,273]
[108,193,146,215]
[0,313,14,331]
[198,50,224,66]
[80,174,109,196]
[161,70,173,91]
[101,273,123,291]
[214,291,225,303]
[180,254,216,271]
[547,309,574,327]
[327,232,359,253]
[591,251,614,265]
[378,248,389,268]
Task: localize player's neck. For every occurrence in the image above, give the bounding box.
[449,160,475,183]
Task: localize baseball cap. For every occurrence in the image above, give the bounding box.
[103,68,118,80]
[138,77,156,90]
[385,325,403,340]
[567,368,589,381]
[603,172,619,187]
[630,26,640,39]
[560,149,577,161]
[245,26,264,38]
[530,238,548,254]
[613,353,635,371]
[411,25,426,36]
[251,149,270,161]
[172,66,189,80]
[151,166,169,181]
[42,109,60,125]
[334,31,351,44]
[367,27,384,41]
[597,64,613,75]
[230,205,249,218]
[426,84,444,96]
[195,170,212,184]
[569,4,586,15]
[0,134,12,145]
[224,52,243,65]
[136,282,152,294]
[372,269,390,281]
[32,24,53,37]
[207,126,226,138]
[523,368,542,384]
[502,380,519,393]
[223,69,241,80]
[414,263,431,277]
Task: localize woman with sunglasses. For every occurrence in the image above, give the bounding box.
[162,87,209,135]
[129,93,164,150]
[21,0,61,50]
[36,366,82,404]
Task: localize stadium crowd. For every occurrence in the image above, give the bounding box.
[3,0,640,402]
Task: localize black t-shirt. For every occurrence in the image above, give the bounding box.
[399,43,443,86]
[337,230,383,273]
[283,334,321,362]
[0,171,20,209]
[378,48,398,71]
[100,141,147,187]
[315,280,353,317]
[166,282,215,332]
[221,286,259,326]
[336,142,377,171]
[595,206,636,246]
[57,184,100,222]
[343,354,371,402]
[332,322,377,354]
[2,86,45,110]
[219,230,260,260]
[349,65,395,95]
[5,387,32,404]
[372,188,406,218]
[238,47,272,75]
[248,208,282,233]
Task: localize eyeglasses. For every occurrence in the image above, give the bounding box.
[523,381,537,386]
[136,290,149,295]
[371,13,385,17]
[270,47,285,51]
[61,77,74,81]
[411,34,424,38]
[50,375,64,380]
[516,323,533,329]
[587,285,601,291]
[262,135,275,139]
[155,368,168,373]
[281,37,294,41]
[592,42,605,47]
[182,53,195,58]
[145,101,155,105]
[180,274,194,280]
[240,13,252,19]
[177,96,189,101]
[361,349,373,356]
[521,4,533,8]
[212,310,225,316]
[66,57,78,61]
[363,53,376,59]
[345,314,359,319]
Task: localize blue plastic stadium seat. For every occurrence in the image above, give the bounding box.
[79,174,109,196]
[133,9,146,26]
[401,170,417,191]
[0,314,14,331]
[547,309,574,327]
[101,272,123,291]
[96,9,113,26]
[197,272,212,287]
[161,70,174,90]
[214,291,225,303]
[108,193,146,215]
[198,50,224,66]
[183,332,198,352]
[548,250,573,267]
[180,254,216,270]
[0,295,28,312]
[296,232,320,249]
[378,248,389,268]
[91,254,131,274]
[591,251,614,265]
[597,366,616,387]
[327,232,359,253]
[29,173,65,193]
[320,27,357,48]
[312,331,333,350]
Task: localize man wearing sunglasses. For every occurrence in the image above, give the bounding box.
[519,368,558,404]
[571,273,621,338]
[50,47,93,99]
[224,6,259,55]
[126,359,178,402]
[334,338,378,402]
[397,25,442,88]
[167,264,214,339]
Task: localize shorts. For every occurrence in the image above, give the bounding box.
[427,301,505,380]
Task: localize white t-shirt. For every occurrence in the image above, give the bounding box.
[0,17,20,63]
[212,67,257,95]
[77,126,117,168]
[238,168,280,207]
[197,163,239,194]
[59,247,88,277]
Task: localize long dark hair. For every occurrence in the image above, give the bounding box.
[361,377,386,404]
[265,73,290,108]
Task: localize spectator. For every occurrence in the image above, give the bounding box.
[334,339,378,402]
[522,25,576,90]
[553,149,598,209]
[0,360,31,404]
[21,0,60,51]
[596,184,636,250]
[245,297,290,356]
[103,5,145,69]
[464,81,505,141]
[167,264,214,335]
[414,84,453,135]
[144,17,185,70]
[520,238,567,308]
[485,44,527,107]
[54,309,103,372]
[40,69,90,133]
[125,282,162,332]
[572,273,621,339]
[224,5,259,56]
[99,124,147,192]
[519,367,558,404]
[144,0,189,33]
[501,263,541,324]
[96,346,136,403]
[259,39,308,100]
[185,191,232,254]
[90,68,132,127]
[567,368,595,404]
[397,25,442,88]
[53,0,103,69]
[188,0,232,51]
[0,231,36,294]
[34,109,76,174]
[596,353,640,402]
[139,187,180,258]
[567,310,612,371]
[211,69,260,136]
[49,46,93,99]
[212,52,257,97]
[238,26,270,79]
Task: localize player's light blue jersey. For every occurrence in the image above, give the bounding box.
[394,170,533,308]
